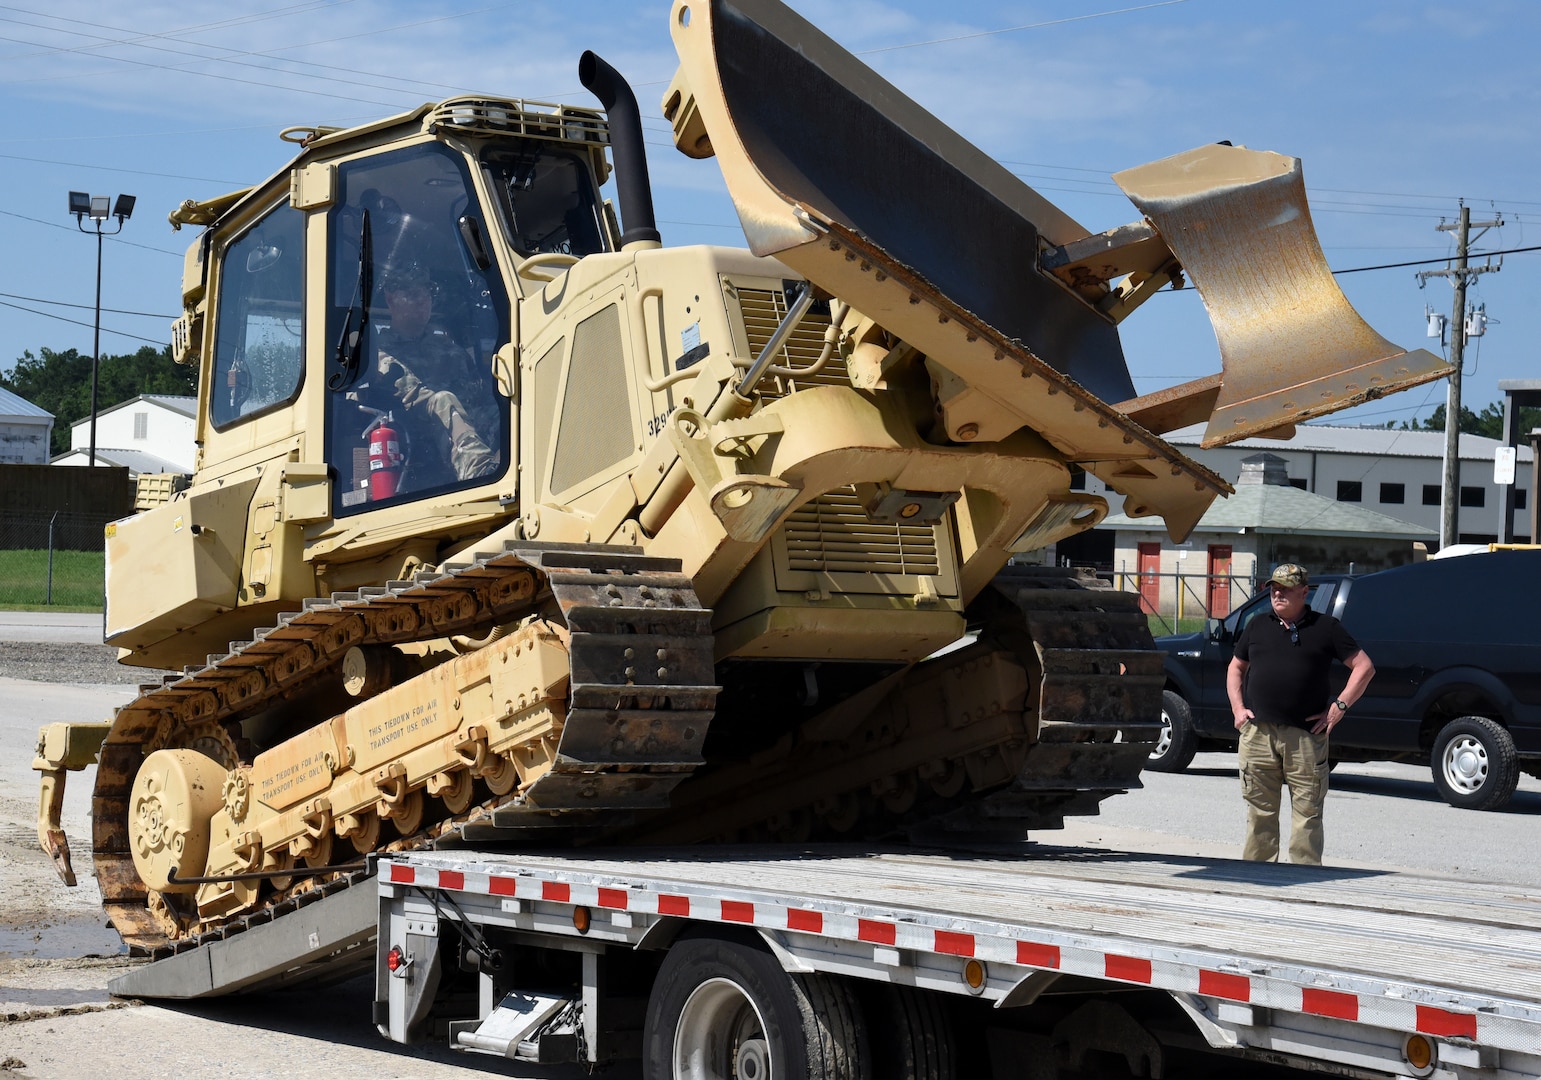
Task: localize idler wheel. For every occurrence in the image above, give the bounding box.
[128,749,228,894]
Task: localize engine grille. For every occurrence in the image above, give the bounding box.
[728,278,956,595]
[734,285,845,397]
[783,488,941,577]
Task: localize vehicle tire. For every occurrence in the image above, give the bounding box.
[1430,716,1520,811]
[858,983,956,1080]
[644,930,871,1080]
[1147,690,1198,773]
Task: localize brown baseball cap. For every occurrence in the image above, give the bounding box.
[1264,563,1309,588]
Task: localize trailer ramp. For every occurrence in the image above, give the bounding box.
[108,870,378,999]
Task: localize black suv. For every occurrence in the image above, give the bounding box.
[1151,550,1541,810]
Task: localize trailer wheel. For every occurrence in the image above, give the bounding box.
[1147,690,1198,773]
[858,984,955,1079]
[644,931,870,1080]
[1431,716,1519,811]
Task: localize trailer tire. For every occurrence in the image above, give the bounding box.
[644,931,870,1080]
[1147,690,1198,773]
[1430,715,1519,811]
[858,984,956,1079]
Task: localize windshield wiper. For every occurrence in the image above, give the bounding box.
[328,208,372,391]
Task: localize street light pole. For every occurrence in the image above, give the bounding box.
[69,191,135,467]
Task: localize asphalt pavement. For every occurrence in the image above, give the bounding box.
[0,611,105,645]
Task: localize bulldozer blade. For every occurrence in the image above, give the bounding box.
[664,0,1135,404]
[1113,144,1450,447]
[666,0,1231,542]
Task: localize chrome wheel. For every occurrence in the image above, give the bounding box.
[1440,733,1489,795]
[1151,712,1173,760]
[674,976,772,1079]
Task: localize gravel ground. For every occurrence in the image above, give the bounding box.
[0,642,172,686]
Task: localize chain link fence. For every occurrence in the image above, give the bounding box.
[0,510,111,608]
[1102,570,1254,637]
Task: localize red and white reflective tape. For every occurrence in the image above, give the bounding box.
[384,860,1538,1054]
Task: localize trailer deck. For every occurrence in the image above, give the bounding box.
[109,845,1541,1075]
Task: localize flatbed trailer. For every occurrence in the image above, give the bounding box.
[110,846,1541,1079]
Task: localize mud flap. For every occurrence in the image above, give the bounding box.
[1114,144,1449,446]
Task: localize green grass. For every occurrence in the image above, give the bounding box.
[0,549,105,608]
[1146,614,1212,638]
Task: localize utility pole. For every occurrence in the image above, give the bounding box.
[1417,204,1501,549]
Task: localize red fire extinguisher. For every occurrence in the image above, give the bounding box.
[367,413,403,500]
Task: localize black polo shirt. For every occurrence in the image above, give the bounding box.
[1234,608,1360,729]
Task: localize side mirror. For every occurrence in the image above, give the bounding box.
[1207,618,1225,642]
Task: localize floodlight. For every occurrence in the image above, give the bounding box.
[68,191,90,217]
[90,196,109,221]
[112,194,136,221]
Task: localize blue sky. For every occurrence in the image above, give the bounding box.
[2,0,1537,426]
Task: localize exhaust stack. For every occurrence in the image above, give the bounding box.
[580,51,662,250]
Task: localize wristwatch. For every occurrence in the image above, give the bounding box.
[1333,698,1349,712]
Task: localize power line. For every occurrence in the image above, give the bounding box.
[0,297,168,346]
[1333,244,1539,275]
[0,289,175,319]
[0,208,183,257]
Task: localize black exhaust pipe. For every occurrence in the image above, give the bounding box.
[579,51,661,248]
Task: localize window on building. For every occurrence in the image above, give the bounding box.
[1423,484,1441,506]
[1379,482,1404,504]
[1336,480,1362,503]
[132,412,148,440]
[1460,486,1485,508]
[1516,489,1528,510]
[1287,478,1307,491]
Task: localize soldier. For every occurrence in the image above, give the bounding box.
[375,262,498,486]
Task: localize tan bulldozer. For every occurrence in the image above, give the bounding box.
[35,0,1445,954]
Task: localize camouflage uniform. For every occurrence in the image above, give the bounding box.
[375,327,497,484]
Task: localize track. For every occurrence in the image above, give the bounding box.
[93,554,1159,958]
[633,567,1165,845]
[92,542,717,954]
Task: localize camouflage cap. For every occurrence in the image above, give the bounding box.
[1265,563,1309,588]
[381,261,431,294]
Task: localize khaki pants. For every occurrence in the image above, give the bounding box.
[1238,720,1329,864]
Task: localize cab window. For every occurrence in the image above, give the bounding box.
[482,142,608,258]
[210,203,305,429]
[325,141,511,514]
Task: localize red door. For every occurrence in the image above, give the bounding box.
[1208,545,1233,618]
[1138,542,1161,614]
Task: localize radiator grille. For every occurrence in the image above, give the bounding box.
[783,488,941,577]
[735,286,844,397]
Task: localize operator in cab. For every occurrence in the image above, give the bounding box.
[374,261,498,488]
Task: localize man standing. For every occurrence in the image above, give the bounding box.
[1228,563,1375,864]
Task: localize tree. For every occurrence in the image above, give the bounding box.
[1,345,196,456]
[1389,400,1541,440]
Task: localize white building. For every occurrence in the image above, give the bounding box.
[0,386,54,465]
[52,394,196,476]
[1079,423,1534,546]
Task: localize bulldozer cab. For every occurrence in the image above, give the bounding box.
[200,108,617,522]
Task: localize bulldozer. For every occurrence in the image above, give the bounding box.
[34,0,1446,954]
